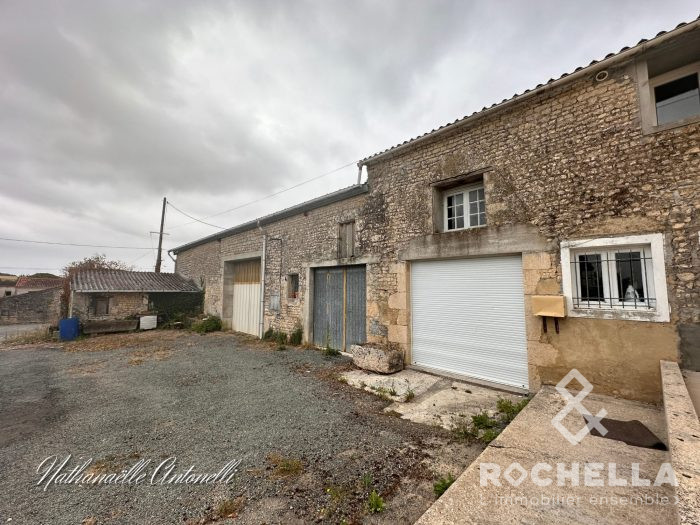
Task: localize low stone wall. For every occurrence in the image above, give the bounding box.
[0,287,63,326]
[660,360,700,524]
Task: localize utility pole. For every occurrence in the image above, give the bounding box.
[155,197,166,273]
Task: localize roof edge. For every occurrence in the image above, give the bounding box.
[172,183,369,254]
[359,18,700,166]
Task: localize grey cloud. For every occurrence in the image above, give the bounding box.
[0,0,697,274]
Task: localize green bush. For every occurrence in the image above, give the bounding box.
[433,474,455,498]
[471,411,497,430]
[191,316,222,334]
[289,326,303,346]
[263,327,275,341]
[275,331,288,345]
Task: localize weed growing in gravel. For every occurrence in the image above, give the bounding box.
[216,496,245,518]
[388,381,397,396]
[191,316,222,334]
[404,387,415,402]
[496,397,530,423]
[275,331,288,346]
[366,490,385,514]
[480,428,502,443]
[452,396,531,444]
[433,474,455,498]
[360,472,373,489]
[323,346,340,356]
[267,453,304,478]
[289,325,303,346]
[263,327,275,341]
[471,411,497,430]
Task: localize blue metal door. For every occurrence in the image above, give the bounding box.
[313,265,366,350]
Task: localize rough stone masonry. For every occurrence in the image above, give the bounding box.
[175,24,700,403]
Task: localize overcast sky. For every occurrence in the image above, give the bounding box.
[1,1,697,275]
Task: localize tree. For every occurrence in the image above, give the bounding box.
[62,254,132,277]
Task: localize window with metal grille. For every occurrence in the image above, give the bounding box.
[338,221,355,258]
[571,246,656,310]
[288,273,299,299]
[444,184,486,231]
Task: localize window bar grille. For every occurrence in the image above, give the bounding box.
[642,247,651,309]
[570,248,655,311]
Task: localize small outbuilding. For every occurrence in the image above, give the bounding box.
[69,270,201,323]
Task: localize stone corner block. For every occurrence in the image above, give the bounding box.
[350,344,404,374]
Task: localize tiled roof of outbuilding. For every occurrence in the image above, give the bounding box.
[14,276,65,289]
[359,16,700,164]
[71,270,200,293]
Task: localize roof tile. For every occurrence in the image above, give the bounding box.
[71,270,199,293]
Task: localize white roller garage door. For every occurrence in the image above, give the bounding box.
[411,256,528,389]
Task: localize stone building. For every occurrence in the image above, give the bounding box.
[173,20,699,403]
[69,270,201,322]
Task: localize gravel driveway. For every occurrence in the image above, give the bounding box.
[0,331,481,524]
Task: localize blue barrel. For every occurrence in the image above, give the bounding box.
[59,317,80,341]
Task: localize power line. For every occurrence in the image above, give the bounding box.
[0,237,153,250]
[167,160,357,230]
[166,201,225,230]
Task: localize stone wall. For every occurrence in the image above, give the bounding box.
[174,53,698,402]
[360,59,698,402]
[0,287,63,325]
[71,292,149,322]
[175,193,367,335]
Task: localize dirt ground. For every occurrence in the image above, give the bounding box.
[0,330,484,524]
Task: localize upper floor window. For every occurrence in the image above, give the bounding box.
[338,221,355,258]
[444,184,486,231]
[561,234,669,323]
[652,68,700,125]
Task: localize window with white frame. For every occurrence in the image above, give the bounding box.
[648,61,700,127]
[561,234,669,322]
[444,184,486,231]
[571,246,656,310]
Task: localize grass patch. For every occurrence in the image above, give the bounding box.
[267,453,304,478]
[191,316,222,334]
[433,474,455,498]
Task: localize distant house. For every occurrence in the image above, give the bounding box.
[69,270,201,322]
[0,274,17,297]
[14,276,65,295]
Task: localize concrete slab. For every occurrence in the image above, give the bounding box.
[388,381,526,430]
[682,369,700,417]
[416,387,677,525]
[341,368,527,430]
[341,369,440,402]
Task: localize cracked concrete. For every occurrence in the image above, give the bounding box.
[341,368,527,430]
